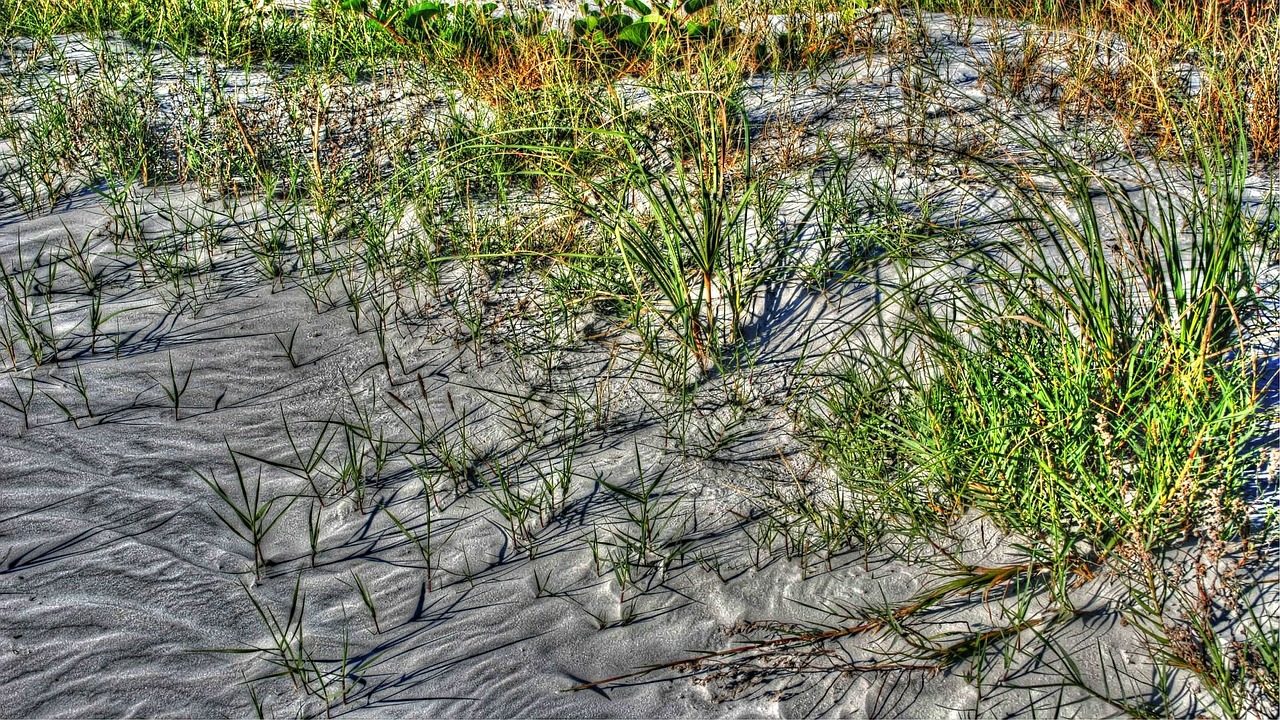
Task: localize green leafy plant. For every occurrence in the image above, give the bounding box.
[338,0,521,55]
[572,0,719,48]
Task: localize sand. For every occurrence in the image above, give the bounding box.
[1,8,1277,718]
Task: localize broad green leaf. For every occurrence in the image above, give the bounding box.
[682,0,714,14]
[623,0,652,16]
[404,0,445,24]
[616,19,654,45]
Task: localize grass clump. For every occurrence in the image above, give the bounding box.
[453,57,763,378]
[600,88,757,375]
[808,132,1264,567]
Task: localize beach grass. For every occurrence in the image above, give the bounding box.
[1,0,1277,717]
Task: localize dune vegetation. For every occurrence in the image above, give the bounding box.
[0,1,1277,717]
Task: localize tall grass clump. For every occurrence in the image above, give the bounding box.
[809,129,1263,566]
[453,59,761,377]
[602,86,756,374]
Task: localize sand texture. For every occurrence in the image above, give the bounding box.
[2,6,1278,718]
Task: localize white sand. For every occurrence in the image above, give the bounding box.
[1,10,1277,718]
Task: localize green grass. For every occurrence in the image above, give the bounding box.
[0,0,401,66]
[1,1,1277,716]
[809,128,1262,565]
[201,450,295,579]
[448,55,766,377]
[784,122,1273,714]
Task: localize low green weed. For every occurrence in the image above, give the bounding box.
[200,452,294,579]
